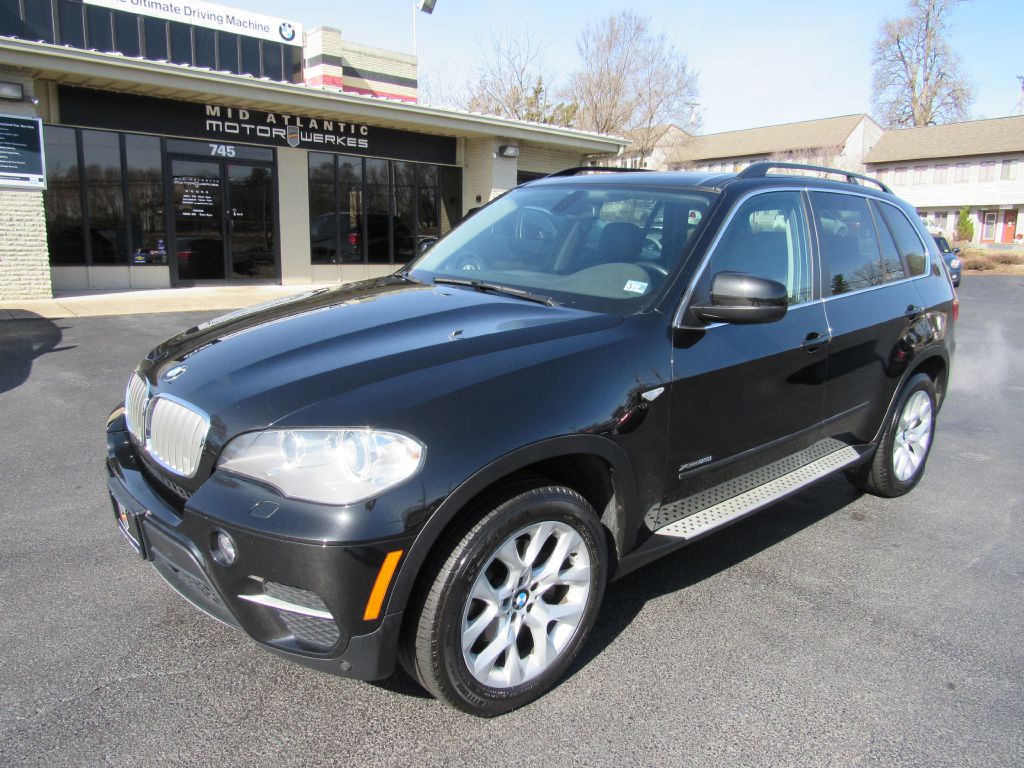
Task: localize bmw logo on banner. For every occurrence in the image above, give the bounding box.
[286,125,301,148]
[279,23,296,42]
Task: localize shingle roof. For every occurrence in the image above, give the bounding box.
[667,114,871,165]
[620,124,688,150]
[864,115,1024,163]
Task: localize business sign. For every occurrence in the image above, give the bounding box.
[58,87,457,165]
[0,114,45,189]
[83,0,302,46]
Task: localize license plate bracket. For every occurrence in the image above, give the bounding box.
[113,496,146,559]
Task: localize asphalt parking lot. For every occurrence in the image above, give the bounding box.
[1,276,1022,768]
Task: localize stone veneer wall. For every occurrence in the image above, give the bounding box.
[0,188,51,300]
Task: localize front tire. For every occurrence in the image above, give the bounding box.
[846,373,936,497]
[405,485,607,716]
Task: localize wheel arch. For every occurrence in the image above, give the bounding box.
[871,346,949,446]
[384,434,638,618]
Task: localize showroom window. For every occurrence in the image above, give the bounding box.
[43,125,84,265]
[80,129,127,264]
[308,153,462,266]
[43,126,170,268]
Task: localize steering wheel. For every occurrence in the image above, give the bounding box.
[516,208,558,242]
[452,251,484,271]
[635,261,670,277]
[643,237,662,254]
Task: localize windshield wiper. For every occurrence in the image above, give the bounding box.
[433,277,557,307]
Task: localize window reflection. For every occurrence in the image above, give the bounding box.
[43,125,84,265]
[126,134,167,265]
[393,161,416,264]
[417,164,439,241]
[44,126,169,269]
[308,155,461,265]
[337,157,364,263]
[308,152,336,264]
[81,129,127,265]
[365,158,391,264]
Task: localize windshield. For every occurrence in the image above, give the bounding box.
[933,236,952,254]
[407,184,715,314]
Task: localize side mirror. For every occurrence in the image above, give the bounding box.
[417,238,438,254]
[952,247,960,255]
[690,271,788,325]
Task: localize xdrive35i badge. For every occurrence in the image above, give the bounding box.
[162,365,188,382]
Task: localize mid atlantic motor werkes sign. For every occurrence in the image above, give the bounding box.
[57,87,458,165]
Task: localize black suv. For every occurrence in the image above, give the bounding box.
[106,162,956,716]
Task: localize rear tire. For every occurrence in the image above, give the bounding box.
[846,373,936,497]
[403,485,607,716]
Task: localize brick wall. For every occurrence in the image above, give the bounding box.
[0,189,52,300]
[304,27,418,102]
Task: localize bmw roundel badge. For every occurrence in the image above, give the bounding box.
[163,364,188,383]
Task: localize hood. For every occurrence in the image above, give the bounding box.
[141,276,621,437]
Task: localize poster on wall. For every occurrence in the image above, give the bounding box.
[0,114,45,190]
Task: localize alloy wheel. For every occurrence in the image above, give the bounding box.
[892,390,933,482]
[461,521,592,688]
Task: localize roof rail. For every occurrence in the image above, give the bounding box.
[736,162,892,194]
[544,166,654,178]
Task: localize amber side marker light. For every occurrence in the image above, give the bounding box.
[364,550,403,621]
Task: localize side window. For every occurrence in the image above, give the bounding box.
[868,200,907,281]
[811,192,884,296]
[705,191,811,305]
[875,201,928,277]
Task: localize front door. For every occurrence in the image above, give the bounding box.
[663,189,828,505]
[1003,210,1018,244]
[171,157,277,283]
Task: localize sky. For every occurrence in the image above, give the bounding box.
[245,0,1024,134]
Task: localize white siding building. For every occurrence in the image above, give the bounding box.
[865,116,1024,246]
[666,114,884,174]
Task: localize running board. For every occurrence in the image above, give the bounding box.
[654,446,860,540]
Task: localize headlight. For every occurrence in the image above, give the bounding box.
[949,258,960,269]
[217,429,425,505]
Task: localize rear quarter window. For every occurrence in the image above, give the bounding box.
[875,201,928,277]
[810,192,884,296]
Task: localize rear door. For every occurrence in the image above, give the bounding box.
[662,189,829,506]
[812,191,927,444]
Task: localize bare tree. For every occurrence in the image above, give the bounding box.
[563,11,700,160]
[461,30,575,126]
[418,68,469,111]
[871,0,973,127]
[769,144,849,170]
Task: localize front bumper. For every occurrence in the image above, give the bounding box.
[106,413,413,680]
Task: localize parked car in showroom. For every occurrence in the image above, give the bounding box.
[107,162,956,717]
[931,234,962,286]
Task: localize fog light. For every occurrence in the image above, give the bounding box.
[212,530,237,566]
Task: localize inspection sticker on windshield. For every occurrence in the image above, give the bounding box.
[623,280,648,294]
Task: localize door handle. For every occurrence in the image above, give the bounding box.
[905,305,924,320]
[801,331,832,352]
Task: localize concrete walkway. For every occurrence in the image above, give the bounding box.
[0,284,336,320]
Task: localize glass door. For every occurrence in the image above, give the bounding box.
[172,159,225,280]
[228,163,276,280]
[170,156,278,283]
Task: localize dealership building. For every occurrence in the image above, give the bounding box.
[0,0,625,300]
